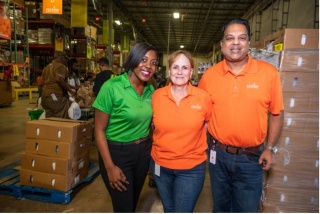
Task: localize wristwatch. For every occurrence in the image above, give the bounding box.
[266,145,278,153]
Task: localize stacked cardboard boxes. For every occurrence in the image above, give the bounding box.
[262,29,319,213]
[20,118,93,192]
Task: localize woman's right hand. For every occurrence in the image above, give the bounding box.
[107,165,129,191]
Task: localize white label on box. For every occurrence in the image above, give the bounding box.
[52,162,56,170]
[283,175,288,183]
[32,159,35,167]
[289,98,295,108]
[301,34,306,45]
[36,128,40,136]
[51,179,55,186]
[78,160,84,169]
[280,193,286,202]
[74,174,80,184]
[58,130,61,139]
[297,57,302,67]
[285,137,290,146]
[287,118,292,127]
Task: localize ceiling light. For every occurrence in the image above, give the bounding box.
[115,20,121,25]
[180,45,184,48]
[173,12,180,19]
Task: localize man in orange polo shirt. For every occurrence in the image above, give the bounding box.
[198,18,284,213]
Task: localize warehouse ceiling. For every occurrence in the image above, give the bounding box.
[66,0,261,56]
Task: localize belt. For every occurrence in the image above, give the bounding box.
[209,135,263,157]
[108,137,150,146]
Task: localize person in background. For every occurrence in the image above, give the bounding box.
[41,51,76,118]
[67,58,81,94]
[3,65,13,80]
[85,73,95,86]
[198,18,284,212]
[36,73,43,105]
[150,50,212,212]
[93,57,117,97]
[92,42,158,212]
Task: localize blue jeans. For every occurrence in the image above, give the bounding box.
[150,158,206,212]
[208,142,263,213]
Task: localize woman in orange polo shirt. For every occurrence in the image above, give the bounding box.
[150,50,212,212]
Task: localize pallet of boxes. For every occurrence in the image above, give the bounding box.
[20,118,93,193]
[261,29,319,213]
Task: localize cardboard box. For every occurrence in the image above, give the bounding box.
[24,138,90,158]
[283,112,319,134]
[279,49,319,72]
[272,148,318,173]
[25,118,93,143]
[275,28,319,50]
[267,167,319,189]
[282,92,319,113]
[262,187,319,213]
[21,152,89,176]
[20,167,88,192]
[0,80,12,107]
[264,28,319,50]
[278,130,319,152]
[280,71,319,93]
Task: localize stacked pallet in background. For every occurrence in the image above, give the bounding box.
[20,118,93,192]
[262,29,319,213]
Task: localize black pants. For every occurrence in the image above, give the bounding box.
[99,138,152,213]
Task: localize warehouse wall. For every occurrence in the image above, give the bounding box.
[251,0,317,41]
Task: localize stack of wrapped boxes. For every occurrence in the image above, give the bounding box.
[20,118,93,192]
[262,29,319,212]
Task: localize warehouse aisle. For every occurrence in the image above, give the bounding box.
[0,95,213,212]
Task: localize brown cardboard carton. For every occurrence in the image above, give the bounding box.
[24,138,90,158]
[275,28,319,50]
[272,148,319,174]
[20,166,88,192]
[21,152,89,176]
[279,49,319,72]
[264,28,319,50]
[283,112,319,134]
[0,80,13,107]
[278,130,319,152]
[25,118,93,143]
[262,187,319,213]
[266,167,319,189]
[280,71,319,93]
[282,92,319,113]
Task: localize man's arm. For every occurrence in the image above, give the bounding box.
[259,110,284,170]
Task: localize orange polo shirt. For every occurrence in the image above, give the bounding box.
[198,55,284,148]
[151,83,212,169]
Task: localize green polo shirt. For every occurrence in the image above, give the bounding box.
[92,73,154,142]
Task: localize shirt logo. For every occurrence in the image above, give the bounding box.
[247,83,259,89]
[191,104,202,110]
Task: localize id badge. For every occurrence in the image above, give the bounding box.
[210,149,216,165]
[155,162,160,177]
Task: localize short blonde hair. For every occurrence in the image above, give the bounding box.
[168,50,194,69]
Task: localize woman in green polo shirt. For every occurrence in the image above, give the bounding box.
[93,42,158,213]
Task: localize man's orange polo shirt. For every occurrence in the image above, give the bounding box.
[198,55,284,148]
[151,83,212,169]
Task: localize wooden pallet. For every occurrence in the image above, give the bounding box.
[0,161,100,204]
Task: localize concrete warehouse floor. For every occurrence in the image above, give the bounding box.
[0,93,213,212]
